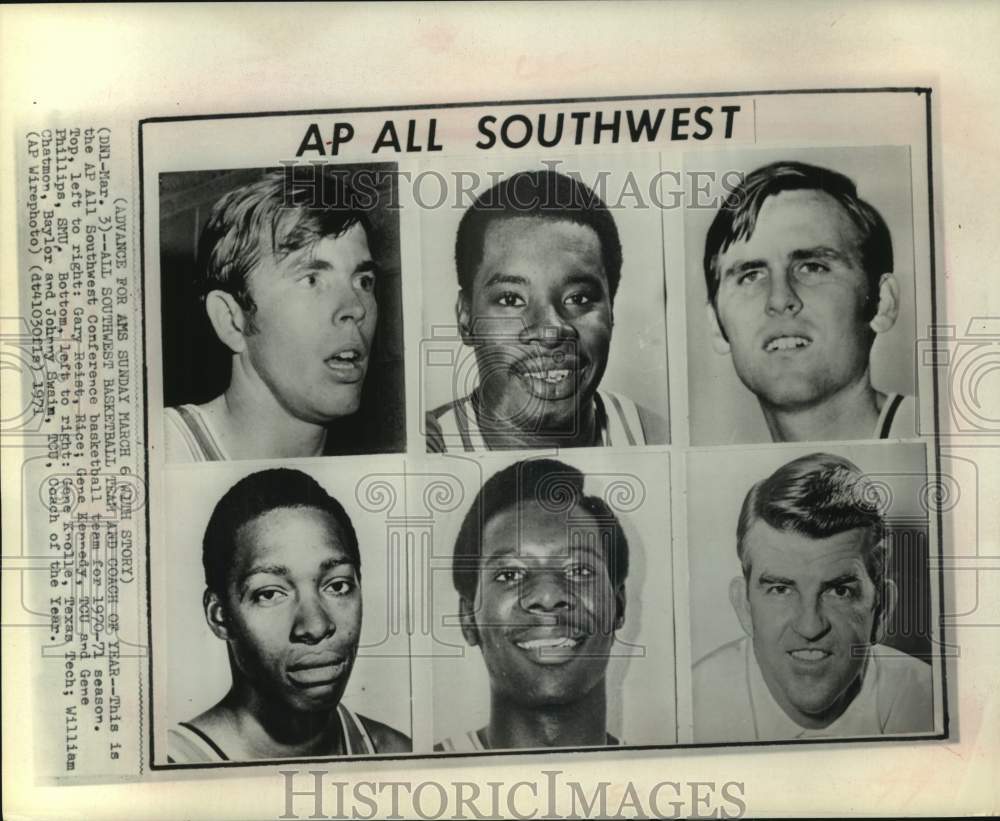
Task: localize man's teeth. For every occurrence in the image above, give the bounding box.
[790,649,829,661]
[516,637,580,650]
[766,336,810,352]
[330,351,359,362]
[527,369,570,384]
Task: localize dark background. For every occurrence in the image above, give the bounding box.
[158,163,405,455]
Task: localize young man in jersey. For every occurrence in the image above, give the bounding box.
[425,169,666,452]
[167,468,410,762]
[436,458,628,751]
[693,453,933,742]
[164,170,378,461]
[702,160,914,442]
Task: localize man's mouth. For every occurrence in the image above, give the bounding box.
[324,347,367,380]
[524,368,571,385]
[788,648,832,662]
[515,636,583,651]
[287,656,351,687]
[764,335,812,353]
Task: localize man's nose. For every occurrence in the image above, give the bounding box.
[330,279,369,325]
[792,597,831,641]
[520,572,572,613]
[765,271,803,316]
[291,594,336,643]
[519,300,574,346]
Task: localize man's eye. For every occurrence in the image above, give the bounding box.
[357,272,376,292]
[566,564,595,580]
[737,269,765,285]
[324,579,356,596]
[299,273,319,287]
[496,292,526,308]
[494,568,525,584]
[827,584,857,600]
[797,261,830,275]
[564,292,594,307]
[251,588,287,606]
[765,584,789,595]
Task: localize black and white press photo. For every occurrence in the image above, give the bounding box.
[684,443,942,744]
[684,146,921,446]
[424,450,675,752]
[154,459,413,764]
[420,154,670,453]
[155,162,405,461]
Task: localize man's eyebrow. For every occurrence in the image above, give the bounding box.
[756,573,797,587]
[788,246,851,264]
[317,557,358,575]
[821,572,863,588]
[237,564,289,593]
[293,257,376,274]
[482,548,521,567]
[562,272,607,289]
[482,273,530,289]
[722,259,769,280]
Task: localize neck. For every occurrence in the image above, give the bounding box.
[760,374,884,443]
[485,682,608,750]
[476,391,599,450]
[213,683,344,759]
[207,357,327,459]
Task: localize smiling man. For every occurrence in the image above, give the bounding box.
[703,161,915,442]
[164,170,378,461]
[426,169,665,452]
[437,458,628,751]
[167,468,410,762]
[692,453,933,743]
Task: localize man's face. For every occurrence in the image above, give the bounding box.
[216,506,362,713]
[465,499,624,708]
[459,217,613,435]
[242,222,378,424]
[733,520,883,727]
[712,190,876,411]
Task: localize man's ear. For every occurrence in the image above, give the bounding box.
[705,302,731,355]
[458,596,480,647]
[874,578,898,644]
[456,291,473,345]
[869,273,900,334]
[614,584,627,631]
[729,576,753,637]
[205,290,250,354]
[203,589,230,641]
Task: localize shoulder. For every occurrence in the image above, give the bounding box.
[878,393,919,440]
[163,406,199,463]
[358,715,412,754]
[425,395,474,453]
[166,717,229,764]
[598,390,665,446]
[692,638,755,743]
[875,645,935,733]
[425,406,447,453]
[635,402,669,445]
[693,637,746,684]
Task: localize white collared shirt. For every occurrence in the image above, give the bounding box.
[693,636,934,743]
